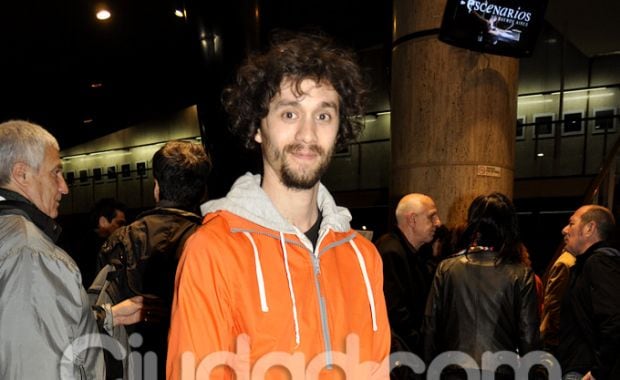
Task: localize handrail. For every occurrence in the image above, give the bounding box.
[582,130,620,204]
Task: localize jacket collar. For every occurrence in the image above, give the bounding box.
[0,188,62,242]
[576,240,609,266]
[392,226,418,255]
[200,172,352,234]
[136,206,202,224]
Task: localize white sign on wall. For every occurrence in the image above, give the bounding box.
[476,165,502,178]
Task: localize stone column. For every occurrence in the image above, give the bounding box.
[391,0,519,226]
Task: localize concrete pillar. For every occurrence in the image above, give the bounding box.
[391,0,519,226]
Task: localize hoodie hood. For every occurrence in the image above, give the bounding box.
[201,172,352,234]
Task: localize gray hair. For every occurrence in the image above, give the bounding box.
[0,120,59,186]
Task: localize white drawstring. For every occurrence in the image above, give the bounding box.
[349,240,378,331]
[243,232,269,312]
[244,231,372,344]
[280,231,301,345]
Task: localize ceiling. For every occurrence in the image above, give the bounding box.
[0,0,201,148]
[545,0,620,57]
[0,0,616,149]
[0,0,391,149]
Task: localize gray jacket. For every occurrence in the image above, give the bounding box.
[0,194,104,379]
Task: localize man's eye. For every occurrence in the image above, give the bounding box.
[318,113,332,121]
[283,112,296,119]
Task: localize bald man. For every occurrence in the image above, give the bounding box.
[375,194,441,359]
[556,205,620,380]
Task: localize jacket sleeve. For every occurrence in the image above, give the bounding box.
[380,246,419,352]
[586,255,620,380]
[368,244,392,380]
[540,257,572,349]
[517,268,541,355]
[166,228,235,380]
[0,245,100,380]
[423,263,443,364]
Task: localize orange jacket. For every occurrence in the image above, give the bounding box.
[167,174,390,379]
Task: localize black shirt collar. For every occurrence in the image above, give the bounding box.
[578,240,609,260]
[304,212,322,248]
[0,188,62,242]
[393,225,418,254]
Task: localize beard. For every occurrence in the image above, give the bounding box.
[265,141,334,190]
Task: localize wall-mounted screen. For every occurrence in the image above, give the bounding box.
[439,0,548,57]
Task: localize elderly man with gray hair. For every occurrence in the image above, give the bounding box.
[0,120,143,379]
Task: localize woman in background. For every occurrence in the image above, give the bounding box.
[423,192,542,380]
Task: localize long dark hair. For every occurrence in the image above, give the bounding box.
[458,192,522,262]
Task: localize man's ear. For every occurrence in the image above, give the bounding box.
[10,162,30,186]
[98,215,110,229]
[254,128,262,144]
[407,213,416,228]
[583,220,596,238]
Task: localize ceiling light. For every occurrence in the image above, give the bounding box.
[519,94,544,99]
[563,92,614,101]
[551,87,607,95]
[537,153,544,157]
[518,98,553,105]
[96,9,111,20]
[90,82,103,89]
[174,9,184,18]
[365,114,378,123]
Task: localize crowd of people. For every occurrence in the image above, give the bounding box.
[0,31,618,380]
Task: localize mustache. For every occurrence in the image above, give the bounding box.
[284,143,324,156]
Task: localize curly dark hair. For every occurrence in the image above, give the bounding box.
[222,31,368,150]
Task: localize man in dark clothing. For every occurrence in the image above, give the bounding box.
[71,198,127,287]
[95,140,211,379]
[557,205,620,380]
[376,194,441,360]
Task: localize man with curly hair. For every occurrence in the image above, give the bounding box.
[167,32,390,379]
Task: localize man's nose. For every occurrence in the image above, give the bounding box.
[295,116,318,144]
[59,176,69,195]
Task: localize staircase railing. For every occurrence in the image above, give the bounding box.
[582,129,620,208]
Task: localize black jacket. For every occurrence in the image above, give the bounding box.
[97,206,202,379]
[557,241,620,379]
[376,228,434,355]
[423,249,541,368]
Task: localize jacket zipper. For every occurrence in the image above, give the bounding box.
[311,229,334,368]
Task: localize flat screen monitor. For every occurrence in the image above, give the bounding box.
[439,0,548,57]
